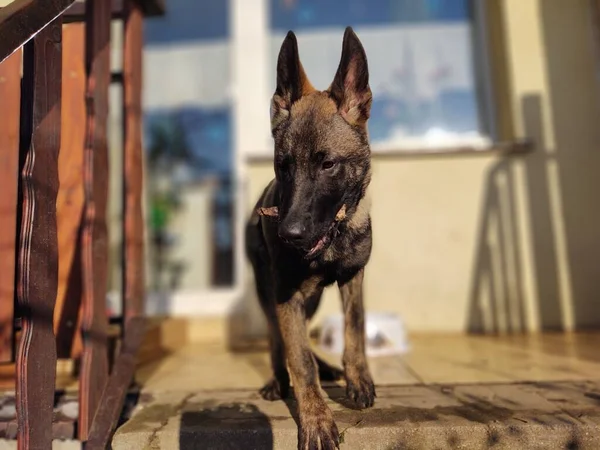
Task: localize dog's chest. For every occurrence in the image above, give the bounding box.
[308,240,358,281]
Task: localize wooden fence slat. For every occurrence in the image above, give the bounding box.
[55,23,87,360]
[123,0,145,326]
[15,18,62,450]
[79,0,112,441]
[0,49,21,363]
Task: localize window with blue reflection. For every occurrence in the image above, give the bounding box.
[143,0,234,290]
[269,0,482,146]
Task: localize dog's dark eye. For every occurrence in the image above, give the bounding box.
[277,159,293,182]
[321,160,335,170]
[277,159,290,174]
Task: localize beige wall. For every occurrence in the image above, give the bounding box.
[245,156,501,333]
[243,0,600,334]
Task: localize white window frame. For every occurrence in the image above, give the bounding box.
[111,1,251,318]
[144,0,257,316]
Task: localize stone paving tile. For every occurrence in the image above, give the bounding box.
[113,381,600,450]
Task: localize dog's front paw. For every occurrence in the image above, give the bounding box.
[345,370,376,409]
[260,377,289,401]
[298,411,339,450]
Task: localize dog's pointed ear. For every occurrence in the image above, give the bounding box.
[271,31,315,132]
[328,27,372,127]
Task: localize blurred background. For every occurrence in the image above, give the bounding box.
[3,1,600,446]
[104,0,600,343]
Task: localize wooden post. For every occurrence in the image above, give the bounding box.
[122,0,145,327]
[79,0,111,440]
[15,18,62,450]
[0,49,21,363]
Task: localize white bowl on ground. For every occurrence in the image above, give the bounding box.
[316,312,410,357]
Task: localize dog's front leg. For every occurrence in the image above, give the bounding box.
[339,268,376,409]
[276,284,339,450]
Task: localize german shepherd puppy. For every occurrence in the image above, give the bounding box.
[245,26,375,449]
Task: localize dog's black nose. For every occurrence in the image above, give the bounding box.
[278,222,306,243]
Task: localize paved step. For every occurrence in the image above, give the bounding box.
[113,380,600,449]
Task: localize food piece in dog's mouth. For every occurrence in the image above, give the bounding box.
[335,204,346,222]
[257,204,347,221]
[305,205,347,258]
[305,234,328,259]
[257,206,279,217]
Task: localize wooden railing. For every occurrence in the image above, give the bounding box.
[0,0,164,448]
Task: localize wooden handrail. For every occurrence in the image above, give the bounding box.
[0,0,77,64]
[0,0,161,446]
[0,0,165,63]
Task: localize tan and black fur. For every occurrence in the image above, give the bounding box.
[245,27,375,449]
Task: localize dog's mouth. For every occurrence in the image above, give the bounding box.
[303,220,340,259]
[258,204,347,260]
[304,204,348,259]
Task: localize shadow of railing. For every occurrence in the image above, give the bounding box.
[468,95,570,334]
